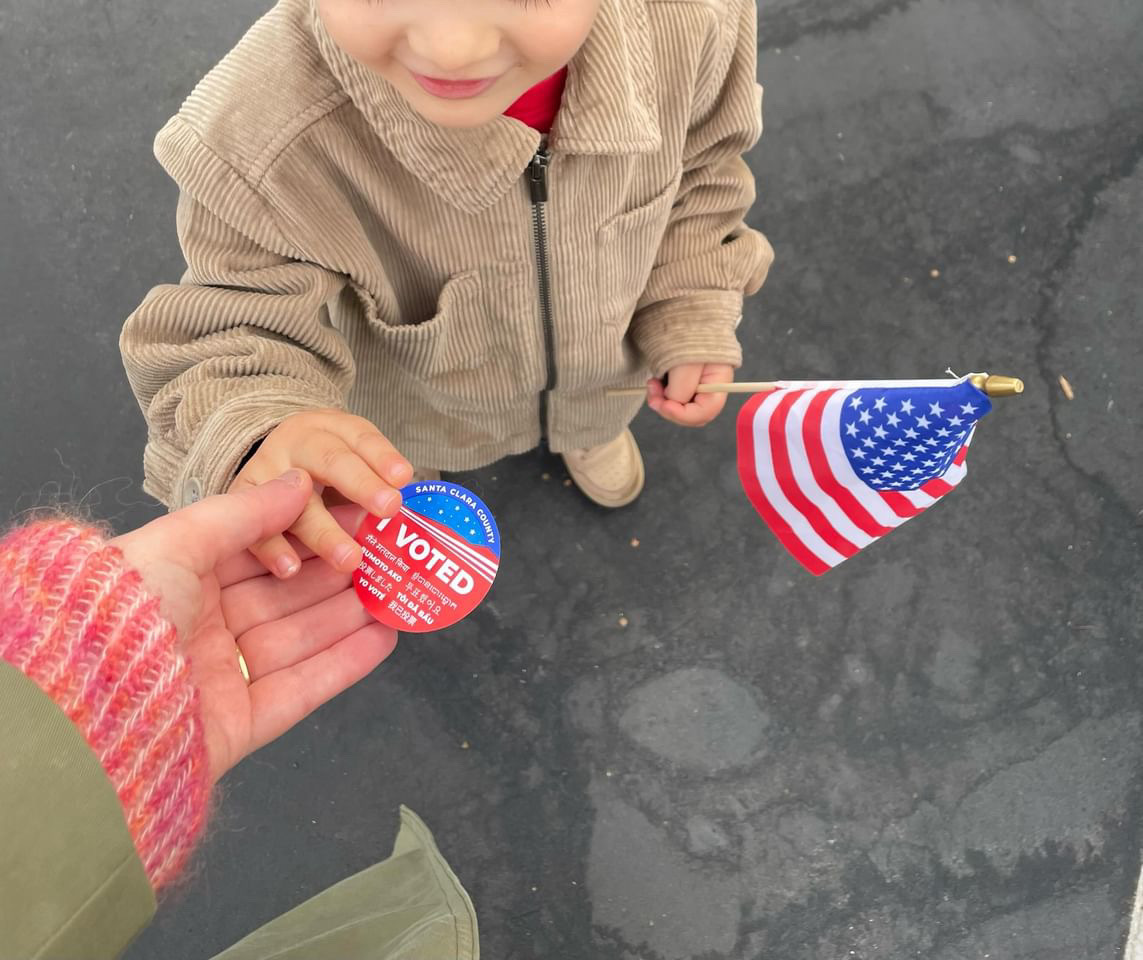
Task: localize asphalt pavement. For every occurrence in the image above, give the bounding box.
[2,0,1141,956]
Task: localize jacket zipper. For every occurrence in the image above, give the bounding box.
[528,146,556,444]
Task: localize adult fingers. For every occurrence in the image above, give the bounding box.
[246,624,397,754]
[222,555,352,637]
[238,588,373,679]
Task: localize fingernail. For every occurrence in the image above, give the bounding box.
[332,543,357,569]
[276,555,299,578]
[373,491,399,515]
[279,469,305,487]
[389,461,413,485]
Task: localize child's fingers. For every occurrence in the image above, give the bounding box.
[227,471,305,579]
[651,399,694,425]
[649,391,727,427]
[323,415,413,488]
[249,533,303,579]
[689,391,728,423]
[300,432,403,519]
[217,504,366,587]
[289,491,364,573]
[663,364,704,404]
[353,432,413,489]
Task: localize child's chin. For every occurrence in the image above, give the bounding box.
[395,84,511,130]
[409,98,506,130]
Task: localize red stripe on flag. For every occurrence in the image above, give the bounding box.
[802,390,894,538]
[736,392,830,575]
[769,391,860,560]
[919,478,953,498]
[880,490,924,517]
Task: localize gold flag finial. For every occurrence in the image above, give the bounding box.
[969,373,1024,397]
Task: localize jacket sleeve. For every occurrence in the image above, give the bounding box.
[628,0,775,377]
[0,662,156,960]
[122,126,356,508]
[0,520,211,959]
[210,807,478,960]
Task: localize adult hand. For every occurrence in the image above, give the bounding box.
[646,362,735,426]
[111,471,396,783]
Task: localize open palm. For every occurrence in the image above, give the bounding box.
[111,473,397,783]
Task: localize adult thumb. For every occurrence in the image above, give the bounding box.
[170,470,313,576]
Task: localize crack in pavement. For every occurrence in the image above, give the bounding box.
[759,0,924,51]
[1029,122,1143,520]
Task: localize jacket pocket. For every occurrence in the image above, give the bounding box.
[594,178,680,329]
[358,269,528,414]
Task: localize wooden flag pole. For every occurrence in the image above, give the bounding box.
[607,381,778,397]
[606,374,1024,399]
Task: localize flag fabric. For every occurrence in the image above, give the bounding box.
[736,377,993,575]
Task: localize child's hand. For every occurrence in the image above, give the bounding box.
[646,363,734,427]
[230,409,413,577]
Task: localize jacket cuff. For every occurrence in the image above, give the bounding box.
[629,292,745,378]
[0,520,211,891]
[144,390,341,509]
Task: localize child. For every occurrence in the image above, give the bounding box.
[121,0,773,578]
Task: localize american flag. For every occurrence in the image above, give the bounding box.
[736,377,992,575]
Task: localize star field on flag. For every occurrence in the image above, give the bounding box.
[736,377,992,575]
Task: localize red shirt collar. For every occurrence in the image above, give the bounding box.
[503,68,568,134]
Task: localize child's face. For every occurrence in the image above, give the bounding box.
[316,0,602,128]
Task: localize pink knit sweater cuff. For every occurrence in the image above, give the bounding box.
[0,519,210,890]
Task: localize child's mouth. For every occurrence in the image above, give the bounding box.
[410,72,499,100]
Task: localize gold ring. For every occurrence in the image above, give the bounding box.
[236,646,251,685]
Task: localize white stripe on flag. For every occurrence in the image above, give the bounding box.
[751,390,848,569]
[899,488,937,509]
[785,390,876,549]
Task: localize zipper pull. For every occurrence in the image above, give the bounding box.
[528,148,550,203]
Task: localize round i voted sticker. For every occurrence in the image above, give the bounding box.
[354,482,501,632]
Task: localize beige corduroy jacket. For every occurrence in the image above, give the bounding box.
[121,0,773,509]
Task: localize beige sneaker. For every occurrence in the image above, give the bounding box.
[561,429,645,508]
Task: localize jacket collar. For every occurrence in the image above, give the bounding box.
[309,0,661,215]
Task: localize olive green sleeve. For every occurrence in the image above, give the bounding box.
[0,661,156,960]
[210,806,478,960]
